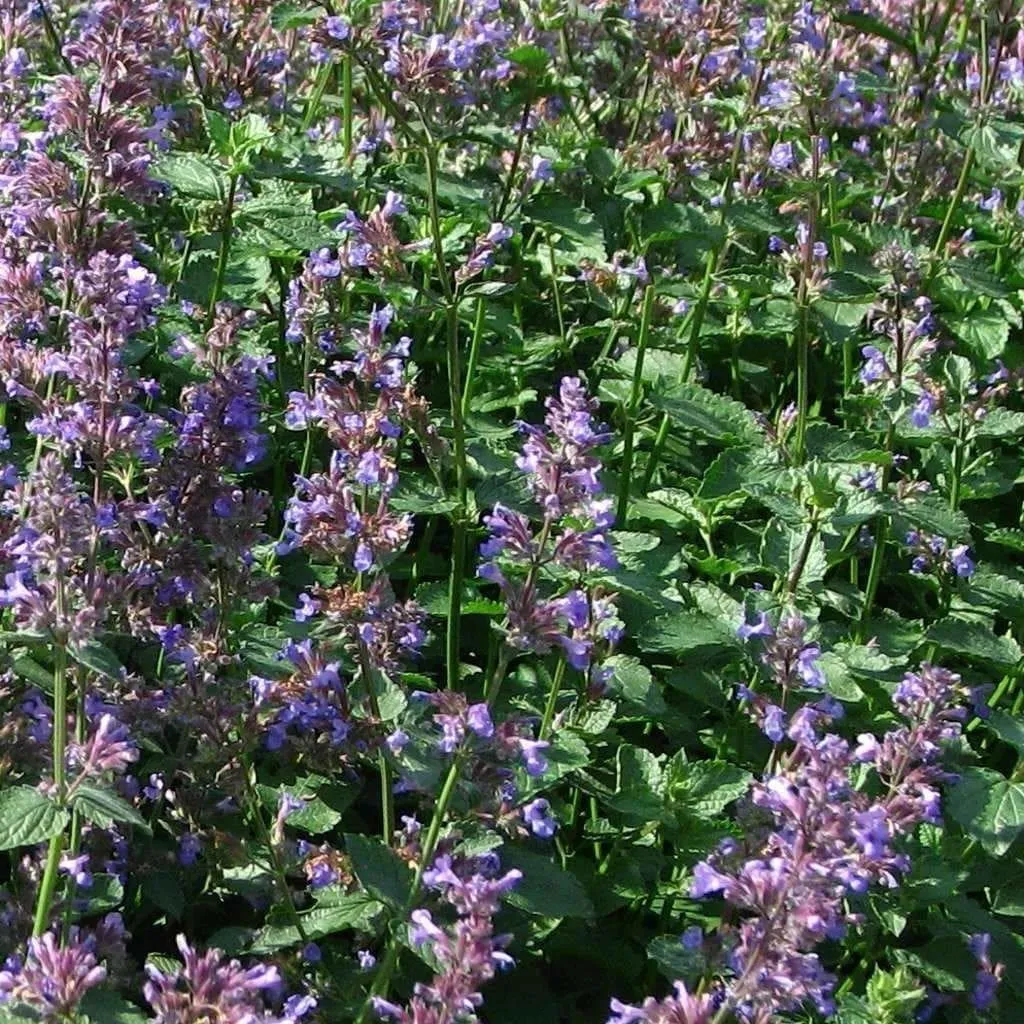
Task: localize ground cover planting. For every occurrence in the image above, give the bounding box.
[0,2,1022,1022]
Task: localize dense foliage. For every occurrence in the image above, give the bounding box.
[0,1,1023,1022]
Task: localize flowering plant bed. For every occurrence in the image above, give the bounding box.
[0,2,1021,1023]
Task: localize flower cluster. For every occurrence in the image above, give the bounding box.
[479,376,621,692]
[372,853,521,1024]
[624,662,972,1023]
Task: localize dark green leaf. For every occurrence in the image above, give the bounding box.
[72,783,150,832]
[345,833,412,907]
[0,787,68,850]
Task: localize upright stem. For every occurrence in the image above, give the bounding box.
[495,99,533,222]
[242,768,312,949]
[641,63,764,491]
[32,609,69,937]
[793,134,821,465]
[547,233,567,348]
[461,298,486,421]
[424,146,467,692]
[355,749,466,1024]
[950,410,967,510]
[342,56,354,159]
[616,284,656,523]
[539,658,568,740]
[203,173,238,332]
[857,422,896,640]
[358,645,395,844]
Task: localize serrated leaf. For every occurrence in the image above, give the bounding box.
[986,710,1024,755]
[251,894,384,952]
[947,767,1024,856]
[948,308,1010,360]
[522,195,605,261]
[508,43,549,74]
[975,407,1024,437]
[989,528,1024,553]
[612,744,664,820]
[0,787,68,850]
[925,618,1021,668]
[647,935,705,983]
[648,382,761,445]
[893,496,971,541]
[72,783,150,832]
[638,610,739,655]
[668,759,750,816]
[152,153,229,201]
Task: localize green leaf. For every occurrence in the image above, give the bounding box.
[271,2,323,30]
[11,655,55,690]
[924,618,1021,669]
[507,44,549,74]
[946,258,1008,298]
[975,407,1024,438]
[251,894,384,952]
[947,767,1024,856]
[259,782,342,836]
[989,528,1024,553]
[835,10,915,54]
[501,847,594,918]
[151,153,229,202]
[648,382,761,445]
[985,710,1024,755]
[522,195,605,261]
[345,833,412,907]
[0,787,68,850]
[142,871,185,919]
[72,783,150,832]
[640,201,717,247]
[948,308,1010,360]
[79,990,148,1024]
[69,641,125,682]
[647,935,705,983]
[892,496,971,541]
[638,610,739,655]
[968,570,1024,617]
[668,758,750,816]
[413,581,504,617]
[79,874,124,914]
[610,745,664,821]
[760,517,826,589]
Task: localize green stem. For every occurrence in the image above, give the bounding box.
[857,517,890,643]
[641,257,712,492]
[342,56,353,159]
[786,513,820,597]
[640,64,765,492]
[32,636,68,937]
[356,749,466,1024]
[931,148,974,263]
[358,645,395,844]
[301,63,332,132]
[794,297,811,463]
[242,769,312,949]
[424,147,467,692]
[461,298,486,421]
[539,658,568,740]
[203,173,239,333]
[547,233,567,349]
[616,284,656,523]
[950,410,967,510]
[495,99,533,222]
